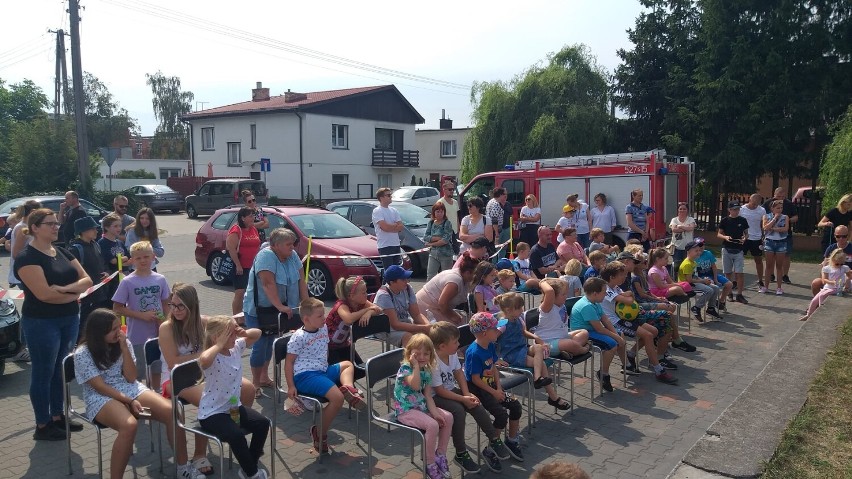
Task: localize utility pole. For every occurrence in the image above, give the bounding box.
[50,29,71,119]
[69,0,90,195]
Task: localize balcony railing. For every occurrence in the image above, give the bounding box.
[372,149,420,168]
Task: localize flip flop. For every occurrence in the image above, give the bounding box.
[259,379,274,388]
[255,387,263,399]
[191,457,214,476]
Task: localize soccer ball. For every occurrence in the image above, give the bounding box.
[616,301,640,321]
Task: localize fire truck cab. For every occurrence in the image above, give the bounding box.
[458,149,694,249]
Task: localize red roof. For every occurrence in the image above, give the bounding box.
[184,85,388,118]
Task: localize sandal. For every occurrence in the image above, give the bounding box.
[259,379,274,388]
[339,385,367,411]
[533,377,552,389]
[191,457,214,476]
[254,387,263,399]
[548,396,571,410]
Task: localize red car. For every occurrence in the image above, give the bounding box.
[195,205,408,298]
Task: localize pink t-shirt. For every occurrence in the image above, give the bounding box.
[557,241,588,265]
[648,265,671,288]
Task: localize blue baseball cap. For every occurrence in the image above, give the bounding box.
[383,265,412,282]
[495,258,514,271]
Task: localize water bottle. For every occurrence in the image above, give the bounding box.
[837,276,845,297]
[228,396,240,424]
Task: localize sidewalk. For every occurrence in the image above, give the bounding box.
[0,261,844,478]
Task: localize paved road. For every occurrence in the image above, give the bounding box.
[0,214,839,478]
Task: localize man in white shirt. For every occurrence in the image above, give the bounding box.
[437,180,459,233]
[739,193,767,290]
[371,187,404,273]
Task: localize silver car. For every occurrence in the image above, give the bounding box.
[326,200,431,276]
[391,186,440,208]
[125,184,183,213]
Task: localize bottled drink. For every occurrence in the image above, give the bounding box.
[228,396,240,424]
[837,276,845,297]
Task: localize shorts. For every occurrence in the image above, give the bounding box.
[614,320,640,338]
[293,363,342,397]
[587,331,618,350]
[233,271,249,290]
[763,238,788,254]
[505,347,531,367]
[785,235,794,255]
[743,239,763,257]
[722,248,745,274]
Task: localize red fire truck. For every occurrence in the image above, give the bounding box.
[458,149,694,249]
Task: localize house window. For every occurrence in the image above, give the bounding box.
[227,142,241,166]
[201,127,214,150]
[375,128,402,150]
[440,140,457,158]
[332,174,349,192]
[159,168,181,179]
[378,174,392,188]
[250,124,257,149]
[332,124,348,149]
[135,142,142,155]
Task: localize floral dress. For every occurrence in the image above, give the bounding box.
[74,339,148,421]
[391,363,431,419]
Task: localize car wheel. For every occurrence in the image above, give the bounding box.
[403,248,424,277]
[171,209,180,214]
[187,204,198,219]
[306,263,332,299]
[209,253,232,286]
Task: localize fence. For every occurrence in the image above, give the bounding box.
[694,193,823,235]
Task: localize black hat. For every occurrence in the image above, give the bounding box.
[728,201,741,209]
[74,216,99,236]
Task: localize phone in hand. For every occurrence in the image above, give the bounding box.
[138,407,152,417]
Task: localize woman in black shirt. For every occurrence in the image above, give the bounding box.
[14,208,93,441]
[818,194,852,252]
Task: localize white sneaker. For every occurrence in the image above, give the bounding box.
[177,463,206,479]
[12,348,30,362]
[238,468,268,479]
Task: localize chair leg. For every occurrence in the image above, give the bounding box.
[96,425,103,479]
[316,402,324,464]
[569,363,575,414]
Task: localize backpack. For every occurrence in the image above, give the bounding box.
[70,240,102,266]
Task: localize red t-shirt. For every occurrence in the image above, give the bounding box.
[228,225,261,268]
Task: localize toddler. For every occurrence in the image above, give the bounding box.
[800,249,850,321]
[473,261,499,313]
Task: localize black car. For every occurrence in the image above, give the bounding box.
[0,196,110,245]
[0,298,22,376]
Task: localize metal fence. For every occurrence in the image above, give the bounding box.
[694,193,823,235]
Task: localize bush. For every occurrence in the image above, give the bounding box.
[114,169,155,179]
[821,105,852,214]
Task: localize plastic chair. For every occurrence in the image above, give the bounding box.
[364,348,427,479]
[62,354,161,478]
[142,338,165,472]
[170,359,274,479]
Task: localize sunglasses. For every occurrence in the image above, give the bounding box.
[168,303,187,312]
[836,235,848,239]
[247,199,256,203]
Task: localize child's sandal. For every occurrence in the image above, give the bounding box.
[339,385,367,410]
[548,396,571,410]
[533,377,552,389]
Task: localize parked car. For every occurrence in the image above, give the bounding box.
[195,205,409,298]
[0,195,110,244]
[185,179,268,219]
[327,200,431,276]
[0,298,22,376]
[123,184,183,213]
[391,186,440,208]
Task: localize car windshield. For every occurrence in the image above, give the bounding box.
[391,202,430,227]
[392,189,415,200]
[0,198,26,215]
[149,185,176,193]
[290,213,366,239]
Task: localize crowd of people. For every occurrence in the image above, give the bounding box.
[7,184,850,479]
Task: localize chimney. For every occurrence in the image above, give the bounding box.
[284,89,308,103]
[252,82,270,102]
[439,109,453,129]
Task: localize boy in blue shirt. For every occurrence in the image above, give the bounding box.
[583,251,607,282]
[465,313,524,462]
[570,277,626,392]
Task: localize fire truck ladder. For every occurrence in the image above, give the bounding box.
[515,149,686,170]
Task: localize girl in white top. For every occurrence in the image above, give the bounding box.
[159,283,256,475]
[459,197,492,254]
[669,202,697,270]
[800,249,851,321]
[74,309,205,479]
[535,278,590,358]
[518,194,542,247]
[198,316,268,479]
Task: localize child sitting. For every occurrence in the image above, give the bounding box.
[569,278,626,392]
[198,316,269,479]
[692,238,733,313]
[495,268,518,294]
[495,258,540,293]
[559,259,583,298]
[800,249,851,321]
[630,253,696,353]
[513,242,538,287]
[588,228,619,256]
[428,322,508,473]
[465,313,524,462]
[473,261,499,313]
[325,276,383,365]
[647,248,692,301]
[555,205,576,243]
[286,298,366,454]
[494,293,571,410]
[583,251,607,282]
[535,278,590,362]
[677,242,723,322]
[393,333,454,479]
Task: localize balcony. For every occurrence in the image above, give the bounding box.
[372,149,420,168]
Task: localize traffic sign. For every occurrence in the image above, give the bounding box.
[260,158,271,172]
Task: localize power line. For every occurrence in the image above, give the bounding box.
[0,33,50,60]
[98,0,472,91]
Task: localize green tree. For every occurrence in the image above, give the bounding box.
[461,45,612,181]
[146,71,193,159]
[67,72,138,151]
[0,78,49,172]
[821,105,852,213]
[7,117,77,193]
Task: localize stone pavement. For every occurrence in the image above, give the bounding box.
[0,258,846,479]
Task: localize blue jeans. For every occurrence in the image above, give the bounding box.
[577,233,590,249]
[244,313,273,368]
[22,314,80,425]
[498,228,511,259]
[378,246,401,273]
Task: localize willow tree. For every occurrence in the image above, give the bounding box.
[461,45,612,181]
[146,71,194,159]
[821,105,852,213]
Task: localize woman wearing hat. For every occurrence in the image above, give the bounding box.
[69,216,109,337]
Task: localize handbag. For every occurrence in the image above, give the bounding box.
[218,228,243,281]
[252,255,282,336]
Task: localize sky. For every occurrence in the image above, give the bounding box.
[0,0,645,136]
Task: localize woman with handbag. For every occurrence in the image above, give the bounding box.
[242,228,308,397]
[227,207,262,316]
[668,202,697,273]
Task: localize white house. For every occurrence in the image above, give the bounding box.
[182,83,425,201]
[95,157,191,191]
[414,114,470,185]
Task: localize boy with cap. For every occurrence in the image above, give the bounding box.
[678,240,722,321]
[69,216,108,337]
[555,205,577,243]
[464,312,524,462]
[374,265,430,348]
[717,201,751,304]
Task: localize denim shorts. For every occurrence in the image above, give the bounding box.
[763,238,788,254]
[588,331,618,350]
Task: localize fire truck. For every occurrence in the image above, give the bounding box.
[457,149,694,249]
